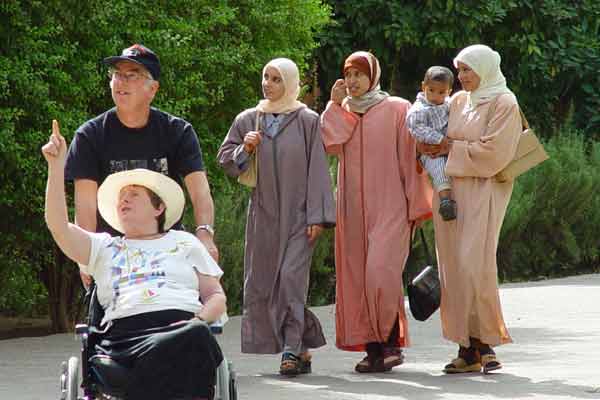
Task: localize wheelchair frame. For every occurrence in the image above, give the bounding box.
[59,285,237,400]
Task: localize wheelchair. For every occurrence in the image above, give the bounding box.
[59,285,238,400]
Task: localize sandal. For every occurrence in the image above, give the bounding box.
[481,353,502,374]
[443,356,482,374]
[280,352,300,376]
[355,355,391,373]
[382,347,404,370]
[297,352,312,374]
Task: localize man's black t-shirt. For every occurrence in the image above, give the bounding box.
[65,107,204,235]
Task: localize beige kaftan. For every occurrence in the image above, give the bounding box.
[433,91,522,348]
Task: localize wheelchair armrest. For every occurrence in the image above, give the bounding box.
[75,324,89,335]
[209,321,223,335]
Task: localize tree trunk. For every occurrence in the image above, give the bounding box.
[46,243,84,333]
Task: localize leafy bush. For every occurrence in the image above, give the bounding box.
[498,129,600,280]
[316,0,600,137]
[0,0,330,321]
[404,128,600,284]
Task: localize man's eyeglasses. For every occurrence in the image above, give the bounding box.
[108,68,152,83]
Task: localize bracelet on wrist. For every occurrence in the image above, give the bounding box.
[195,224,214,236]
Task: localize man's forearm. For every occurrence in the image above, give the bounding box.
[193,194,215,226]
[184,171,215,227]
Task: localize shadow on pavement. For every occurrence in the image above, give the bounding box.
[244,369,600,399]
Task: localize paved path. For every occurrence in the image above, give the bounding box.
[1,274,599,399]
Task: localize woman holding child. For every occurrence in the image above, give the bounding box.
[420,44,522,374]
[320,51,432,373]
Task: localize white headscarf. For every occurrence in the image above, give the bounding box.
[256,58,306,114]
[453,44,514,110]
[343,51,389,114]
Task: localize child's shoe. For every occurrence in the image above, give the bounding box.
[439,198,457,221]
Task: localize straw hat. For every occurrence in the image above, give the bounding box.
[97,169,185,234]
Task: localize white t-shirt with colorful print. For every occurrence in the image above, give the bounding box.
[82,230,223,325]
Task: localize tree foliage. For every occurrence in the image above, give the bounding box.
[316,0,600,137]
[2,0,599,325]
[0,0,330,324]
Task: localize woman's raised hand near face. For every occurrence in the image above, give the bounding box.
[42,120,67,167]
[330,79,347,105]
[243,130,262,154]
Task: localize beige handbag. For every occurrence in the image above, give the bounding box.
[495,109,549,182]
[237,111,261,188]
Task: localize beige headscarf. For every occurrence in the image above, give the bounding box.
[256,58,306,114]
[453,44,514,110]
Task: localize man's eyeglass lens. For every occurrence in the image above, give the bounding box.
[108,69,147,82]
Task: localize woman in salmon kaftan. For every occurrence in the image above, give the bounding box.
[320,51,432,373]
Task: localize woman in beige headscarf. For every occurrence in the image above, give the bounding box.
[217,58,335,376]
[419,44,522,374]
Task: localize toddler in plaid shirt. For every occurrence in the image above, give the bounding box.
[406,66,456,221]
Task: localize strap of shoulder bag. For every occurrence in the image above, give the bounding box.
[404,224,434,284]
[486,94,528,130]
[255,110,261,131]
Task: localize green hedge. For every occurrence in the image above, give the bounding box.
[2,0,598,319]
[316,0,600,137]
[0,0,330,318]
[497,129,600,280]
[405,128,600,283]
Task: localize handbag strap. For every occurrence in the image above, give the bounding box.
[417,228,433,266]
[486,95,528,130]
[518,108,529,130]
[404,224,434,284]
[253,111,261,156]
[255,110,261,131]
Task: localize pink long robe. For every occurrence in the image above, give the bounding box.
[320,98,433,351]
[433,91,521,348]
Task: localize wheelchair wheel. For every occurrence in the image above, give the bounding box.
[60,357,79,400]
[227,361,237,400]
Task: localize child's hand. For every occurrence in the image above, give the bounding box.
[41,120,67,167]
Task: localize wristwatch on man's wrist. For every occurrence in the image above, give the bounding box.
[195,224,215,236]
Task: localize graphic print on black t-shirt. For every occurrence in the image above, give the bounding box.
[109,158,170,175]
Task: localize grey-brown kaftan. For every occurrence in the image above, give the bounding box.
[217,107,335,354]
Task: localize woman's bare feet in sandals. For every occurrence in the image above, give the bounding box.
[382,347,404,370]
[297,351,312,374]
[280,351,312,376]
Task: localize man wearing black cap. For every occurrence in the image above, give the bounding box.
[65,44,218,285]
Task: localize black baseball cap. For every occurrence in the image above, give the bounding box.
[104,44,160,81]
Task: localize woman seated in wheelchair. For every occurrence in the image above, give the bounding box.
[42,120,226,400]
